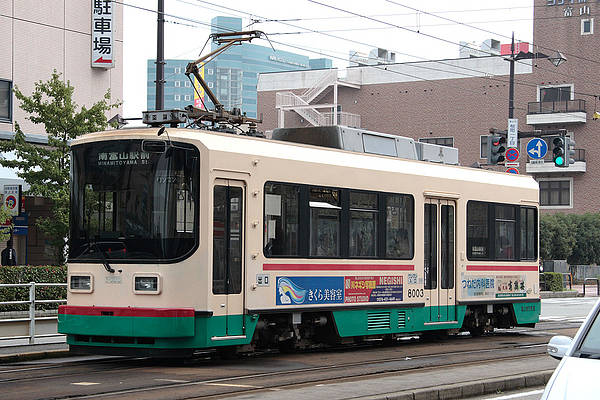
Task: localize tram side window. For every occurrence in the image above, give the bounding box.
[309,187,341,257]
[467,202,489,259]
[350,191,378,257]
[386,194,414,258]
[264,183,300,256]
[520,207,537,260]
[495,205,516,260]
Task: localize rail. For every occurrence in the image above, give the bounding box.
[0,282,66,344]
[583,278,600,297]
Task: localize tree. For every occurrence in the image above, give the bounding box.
[0,71,119,264]
[539,213,576,261]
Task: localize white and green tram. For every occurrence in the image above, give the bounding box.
[59,126,540,357]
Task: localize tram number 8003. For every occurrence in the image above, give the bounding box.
[407,288,424,298]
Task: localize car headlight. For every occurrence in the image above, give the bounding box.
[70,275,92,291]
[134,276,159,292]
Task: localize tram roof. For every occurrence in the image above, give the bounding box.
[73,127,538,193]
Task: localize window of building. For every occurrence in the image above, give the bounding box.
[480,135,488,159]
[467,201,538,261]
[174,94,180,101]
[0,80,11,122]
[174,67,181,74]
[184,81,191,87]
[539,179,572,207]
[539,85,571,102]
[207,68,214,75]
[174,81,181,88]
[419,137,454,147]
[582,18,594,35]
[184,95,191,101]
[208,82,213,88]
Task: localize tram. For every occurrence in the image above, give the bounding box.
[57,122,540,357]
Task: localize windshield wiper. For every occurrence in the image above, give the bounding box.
[91,242,115,274]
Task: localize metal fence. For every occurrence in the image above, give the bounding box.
[571,265,600,282]
[0,282,66,344]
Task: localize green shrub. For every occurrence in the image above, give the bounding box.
[0,266,66,312]
[541,272,563,292]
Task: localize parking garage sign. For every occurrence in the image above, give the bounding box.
[91,0,114,69]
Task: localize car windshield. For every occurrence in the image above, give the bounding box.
[575,306,600,358]
[69,139,199,262]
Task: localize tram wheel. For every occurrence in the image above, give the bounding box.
[468,326,486,337]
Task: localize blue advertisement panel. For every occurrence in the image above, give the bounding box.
[276,276,344,305]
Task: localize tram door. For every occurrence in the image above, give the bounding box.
[212,179,245,337]
[424,198,456,323]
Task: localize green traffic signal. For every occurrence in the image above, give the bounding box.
[552,136,567,167]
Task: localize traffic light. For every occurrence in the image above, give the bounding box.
[552,136,567,167]
[565,137,576,167]
[487,134,506,165]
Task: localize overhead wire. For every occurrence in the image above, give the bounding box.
[307,0,600,100]
[118,0,590,116]
[383,0,600,87]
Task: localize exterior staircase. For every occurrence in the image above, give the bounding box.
[276,70,361,128]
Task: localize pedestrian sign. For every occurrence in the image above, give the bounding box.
[505,148,519,162]
[527,138,547,160]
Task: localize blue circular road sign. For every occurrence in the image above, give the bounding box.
[527,138,548,160]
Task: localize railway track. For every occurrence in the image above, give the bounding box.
[0,324,576,400]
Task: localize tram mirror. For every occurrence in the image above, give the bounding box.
[141,140,167,153]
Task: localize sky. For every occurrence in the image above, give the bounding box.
[122,0,534,119]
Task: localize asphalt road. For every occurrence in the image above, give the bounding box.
[0,297,595,400]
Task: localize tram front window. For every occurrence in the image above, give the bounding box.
[69,140,199,262]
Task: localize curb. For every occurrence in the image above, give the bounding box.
[540,290,578,299]
[0,349,71,364]
[357,371,554,400]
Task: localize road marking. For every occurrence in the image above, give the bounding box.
[71,382,101,386]
[205,383,261,388]
[154,378,190,383]
[483,388,544,399]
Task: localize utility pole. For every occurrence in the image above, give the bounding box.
[508,32,515,119]
[155,0,165,110]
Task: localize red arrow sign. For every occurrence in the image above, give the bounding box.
[93,57,113,64]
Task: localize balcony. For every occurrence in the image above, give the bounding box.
[526,148,586,174]
[526,99,587,125]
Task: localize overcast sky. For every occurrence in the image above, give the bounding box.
[122,0,534,118]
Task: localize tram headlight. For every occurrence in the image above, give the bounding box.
[70,275,92,292]
[134,275,160,294]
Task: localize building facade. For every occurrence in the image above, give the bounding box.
[147,16,332,117]
[257,0,599,214]
[0,1,123,264]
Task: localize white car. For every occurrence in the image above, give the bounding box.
[542,299,600,399]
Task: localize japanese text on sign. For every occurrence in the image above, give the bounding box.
[92,0,114,68]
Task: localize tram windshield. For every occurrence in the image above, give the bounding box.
[69,139,199,262]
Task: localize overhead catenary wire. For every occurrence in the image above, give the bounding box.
[118,0,593,117]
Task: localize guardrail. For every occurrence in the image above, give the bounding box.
[583,278,600,297]
[0,282,66,344]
